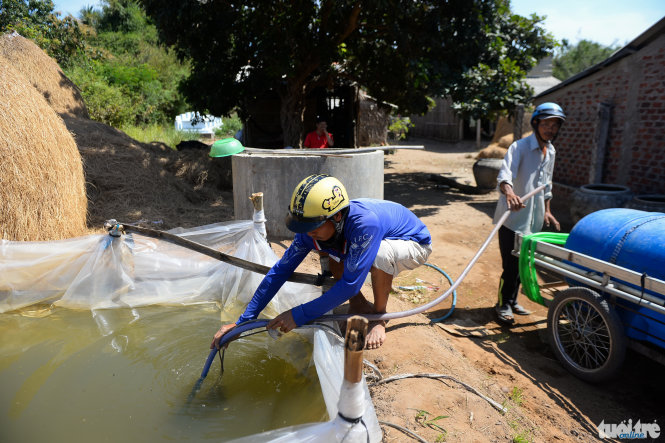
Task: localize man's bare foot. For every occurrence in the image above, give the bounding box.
[365,321,386,349]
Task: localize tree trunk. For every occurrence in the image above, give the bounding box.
[279,83,306,148]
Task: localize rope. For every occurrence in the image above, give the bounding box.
[115,186,545,326]
[337,413,370,443]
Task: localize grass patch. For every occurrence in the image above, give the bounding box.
[410,408,449,435]
[215,114,243,138]
[509,386,524,406]
[121,123,200,148]
[122,114,243,149]
[489,332,511,344]
[509,420,534,443]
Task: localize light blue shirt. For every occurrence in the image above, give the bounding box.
[492,133,555,235]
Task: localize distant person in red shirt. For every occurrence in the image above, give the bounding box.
[303,116,334,149]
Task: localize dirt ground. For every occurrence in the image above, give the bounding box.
[265,138,664,442]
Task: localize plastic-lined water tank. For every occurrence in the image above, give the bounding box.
[232,150,384,238]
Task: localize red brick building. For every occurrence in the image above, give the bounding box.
[536,17,665,197]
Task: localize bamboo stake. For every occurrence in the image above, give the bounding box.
[344,316,368,383]
[249,192,264,211]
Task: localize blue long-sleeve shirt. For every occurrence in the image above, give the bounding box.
[237,199,431,326]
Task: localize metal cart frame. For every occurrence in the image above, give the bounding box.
[515,234,665,382]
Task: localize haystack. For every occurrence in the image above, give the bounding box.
[476,143,508,159]
[0,64,88,241]
[477,115,533,159]
[0,32,88,119]
[62,117,234,229]
[0,31,233,232]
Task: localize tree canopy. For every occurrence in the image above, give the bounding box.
[0,0,85,66]
[1,0,191,127]
[140,0,555,146]
[553,39,619,80]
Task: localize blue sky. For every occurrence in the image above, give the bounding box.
[54,0,665,48]
[53,0,101,17]
[511,0,665,47]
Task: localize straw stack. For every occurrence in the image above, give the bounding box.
[0,32,88,119]
[476,116,533,159]
[0,63,88,240]
[0,32,233,233]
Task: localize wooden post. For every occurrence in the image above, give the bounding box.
[513,104,525,141]
[589,102,613,184]
[344,316,368,383]
[475,118,481,149]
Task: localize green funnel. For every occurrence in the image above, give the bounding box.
[209,138,245,157]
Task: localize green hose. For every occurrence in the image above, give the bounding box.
[519,232,569,305]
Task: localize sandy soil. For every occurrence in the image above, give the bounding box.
[268,138,664,442]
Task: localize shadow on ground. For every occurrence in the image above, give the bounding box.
[384,171,478,214]
[429,306,665,439]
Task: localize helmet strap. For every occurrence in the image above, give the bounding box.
[533,119,561,144]
[317,207,349,251]
[332,207,348,234]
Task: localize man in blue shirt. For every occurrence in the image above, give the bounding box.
[212,174,432,349]
[493,103,565,324]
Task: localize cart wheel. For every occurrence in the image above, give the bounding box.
[547,287,626,382]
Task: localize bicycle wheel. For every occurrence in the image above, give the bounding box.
[547,287,626,382]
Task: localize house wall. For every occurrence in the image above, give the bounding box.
[357,98,390,146]
[538,33,665,195]
[409,97,462,142]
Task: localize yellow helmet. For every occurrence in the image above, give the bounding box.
[285,174,350,233]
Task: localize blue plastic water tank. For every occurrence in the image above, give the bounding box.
[564,208,665,346]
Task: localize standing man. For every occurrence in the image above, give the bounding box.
[212,174,431,349]
[303,116,334,149]
[493,103,565,324]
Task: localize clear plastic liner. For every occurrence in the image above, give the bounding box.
[0,220,319,324]
[0,218,381,441]
[230,328,381,442]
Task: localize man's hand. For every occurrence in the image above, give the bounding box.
[267,310,296,334]
[544,212,561,231]
[211,322,237,349]
[500,183,525,212]
[325,132,334,146]
[505,191,525,211]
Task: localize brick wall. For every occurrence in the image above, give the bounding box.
[537,33,665,195]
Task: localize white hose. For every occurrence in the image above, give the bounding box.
[317,185,546,322]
